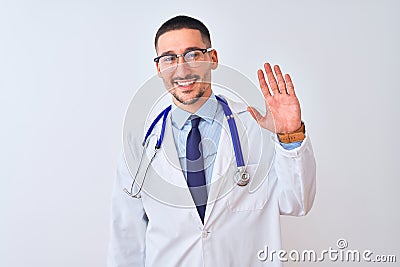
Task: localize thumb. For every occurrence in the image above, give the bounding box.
[247,106,263,123]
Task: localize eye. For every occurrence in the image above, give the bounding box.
[160,55,176,64]
[185,51,200,61]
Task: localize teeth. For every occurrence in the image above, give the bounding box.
[177,80,195,86]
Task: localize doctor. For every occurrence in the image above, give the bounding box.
[108,15,316,267]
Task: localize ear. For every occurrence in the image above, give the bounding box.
[210,49,218,70]
[155,62,162,77]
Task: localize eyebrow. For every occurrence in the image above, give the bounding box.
[160,46,204,56]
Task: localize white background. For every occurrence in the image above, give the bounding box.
[1,0,399,266]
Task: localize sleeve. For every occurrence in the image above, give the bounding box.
[107,153,148,267]
[274,136,317,216]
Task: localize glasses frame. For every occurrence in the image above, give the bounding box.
[153,48,214,64]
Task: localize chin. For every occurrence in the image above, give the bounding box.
[177,95,200,105]
[173,90,205,106]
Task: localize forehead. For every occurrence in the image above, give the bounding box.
[156,28,206,54]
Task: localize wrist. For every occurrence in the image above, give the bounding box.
[277,122,306,143]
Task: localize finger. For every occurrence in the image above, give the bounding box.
[264,63,279,95]
[247,106,263,123]
[257,69,271,98]
[274,65,288,94]
[284,74,296,96]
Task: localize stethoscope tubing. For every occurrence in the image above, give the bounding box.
[215,95,245,168]
[124,96,248,198]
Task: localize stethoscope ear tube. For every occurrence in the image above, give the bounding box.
[124,144,148,198]
[156,106,171,148]
[125,106,172,198]
[124,145,159,198]
[143,105,172,148]
[143,108,166,146]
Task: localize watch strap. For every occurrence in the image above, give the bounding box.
[277,122,306,144]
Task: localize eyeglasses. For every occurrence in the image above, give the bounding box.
[154,48,214,71]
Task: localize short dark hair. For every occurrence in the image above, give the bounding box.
[154,15,211,50]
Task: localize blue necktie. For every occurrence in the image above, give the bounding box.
[186,117,207,223]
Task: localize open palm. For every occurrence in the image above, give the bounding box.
[248,63,302,134]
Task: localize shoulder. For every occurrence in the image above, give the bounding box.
[217,94,255,125]
[217,94,248,114]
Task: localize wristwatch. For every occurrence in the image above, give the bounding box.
[277,122,306,143]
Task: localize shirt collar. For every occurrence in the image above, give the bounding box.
[171,92,219,130]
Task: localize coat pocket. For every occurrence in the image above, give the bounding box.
[226,164,270,212]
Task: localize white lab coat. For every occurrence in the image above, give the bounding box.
[108,95,316,267]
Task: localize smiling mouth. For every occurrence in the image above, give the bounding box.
[174,78,197,89]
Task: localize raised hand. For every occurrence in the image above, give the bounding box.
[248,62,302,134]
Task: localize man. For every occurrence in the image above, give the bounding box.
[108,15,316,267]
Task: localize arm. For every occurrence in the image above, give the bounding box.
[248,62,316,215]
[275,136,316,215]
[107,153,147,267]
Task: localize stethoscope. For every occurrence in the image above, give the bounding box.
[124,95,250,198]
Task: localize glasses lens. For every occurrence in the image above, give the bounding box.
[184,51,201,62]
[184,50,205,68]
[158,50,209,72]
[159,55,176,65]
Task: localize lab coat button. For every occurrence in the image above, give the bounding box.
[202,230,209,238]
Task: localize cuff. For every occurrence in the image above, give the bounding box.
[279,141,303,150]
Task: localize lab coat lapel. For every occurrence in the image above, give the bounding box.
[204,96,249,224]
[157,118,187,188]
[147,116,202,224]
[204,115,236,223]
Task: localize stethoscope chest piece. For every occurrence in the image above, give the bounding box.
[235,167,250,186]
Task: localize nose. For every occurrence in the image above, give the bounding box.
[175,56,191,77]
[177,55,186,64]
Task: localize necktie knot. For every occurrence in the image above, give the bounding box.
[190,116,201,128]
